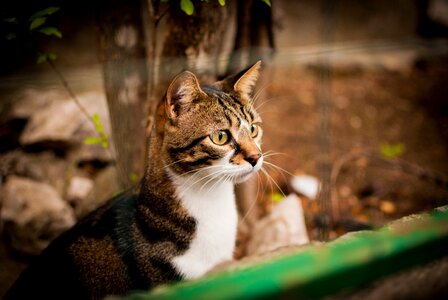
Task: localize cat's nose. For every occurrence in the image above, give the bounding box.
[244,153,261,167]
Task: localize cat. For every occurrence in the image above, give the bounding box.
[5,61,264,300]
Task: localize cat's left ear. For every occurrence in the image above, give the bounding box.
[165,71,206,119]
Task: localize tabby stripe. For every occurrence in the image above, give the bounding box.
[229,95,253,124]
[170,136,205,153]
[222,102,242,127]
[215,96,236,126]
[137,203,195,251]
[112,194,148,290]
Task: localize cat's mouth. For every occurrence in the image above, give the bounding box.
[233,156,263,183]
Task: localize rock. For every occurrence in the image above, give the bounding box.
[73,166,121,219]
[0,176,76,256]
[66,176,94,208]
[19,90,110,147]
[8,89,62,120]
[246,194,309,255]
[290,174,320,199]
[11,151,70,195]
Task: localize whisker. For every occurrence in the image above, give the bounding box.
[263,161,296,177]
[263,163,289,192]
[181,168,226,194]
[162,158,189,170]
[261,167,287,201]
[200,168,227,193]
[239,177,260,225]
[250,82,271,106]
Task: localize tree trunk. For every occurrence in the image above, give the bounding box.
[96,0,148,188]
[227,0,275,74]
[160,0,230,85]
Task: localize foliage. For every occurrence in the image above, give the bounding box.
[129,172,140,183]
[83,114,110,149]
[3,6,62,40]
[179,0,270,15]
[36,52,57,64]
[3,6,109,150]
[180,0,195,15]
[272,192,284,203]
[2,6,62,63]
[380,142,405,159]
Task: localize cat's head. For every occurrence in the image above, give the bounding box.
[161,61,263,184]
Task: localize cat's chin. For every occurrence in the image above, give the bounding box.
[233,162,263,184]
[234,172,256,184]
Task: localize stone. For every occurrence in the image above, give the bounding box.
[73,166,121,219]
[246,194,309,255]
[19,91,110,146]
[290,174,320,199]
[11,151,69,196]
[1,176,76,256]
[66,176,94,206]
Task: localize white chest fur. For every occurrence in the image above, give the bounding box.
[171,178,237,279]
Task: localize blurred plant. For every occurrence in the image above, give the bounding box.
[2,6,61,64]
[272,192,284,203]
[179,0,270,15]
[83,114,109,149]
[2,6,110,151]
[380,142,406,159]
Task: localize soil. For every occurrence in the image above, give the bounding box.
[259,55,448,239]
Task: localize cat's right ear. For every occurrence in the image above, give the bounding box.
[165,71,205,119]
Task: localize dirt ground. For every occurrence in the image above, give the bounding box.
[258,55,448,239]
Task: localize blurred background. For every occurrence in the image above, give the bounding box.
[1,0,448,297]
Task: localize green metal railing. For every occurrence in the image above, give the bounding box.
[125,206,448,300]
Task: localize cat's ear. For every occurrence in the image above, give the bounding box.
[217,61,261,101]
[165,71,205,119]
[233,60,261,98]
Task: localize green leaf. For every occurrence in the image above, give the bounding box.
[36,52,57,64]
[47,53,57,61]
[101,139,109,148]
[180,0,194,15]
[30,17,47,30]
[83,137,103,145]
[272,192,284,203]
[6,32,17,40]
[38,26,62,38]
[29,7,60,21]
[3,17,18,24]
[36,53,48,64]
[92,113,101,125]
[380,142,405,159]
[218,0,226,6]
[261,0,271,7]
[129,172,139,183]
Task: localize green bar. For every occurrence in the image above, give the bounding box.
[125,207,448,300]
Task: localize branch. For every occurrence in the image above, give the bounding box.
[330,149,448,221]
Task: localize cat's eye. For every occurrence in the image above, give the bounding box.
[210,130,229,145]
[250,124,259,138]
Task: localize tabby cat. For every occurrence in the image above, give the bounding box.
[5,61,264,299]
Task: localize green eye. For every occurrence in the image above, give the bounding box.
[250,124,259,138]
[210,130,229,145]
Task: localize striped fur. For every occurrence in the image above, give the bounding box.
[5,61,263,300]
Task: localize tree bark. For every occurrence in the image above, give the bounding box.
[96,0,148,188]
[160,0,230,85]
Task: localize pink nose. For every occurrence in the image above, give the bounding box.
[244,153,261,167]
